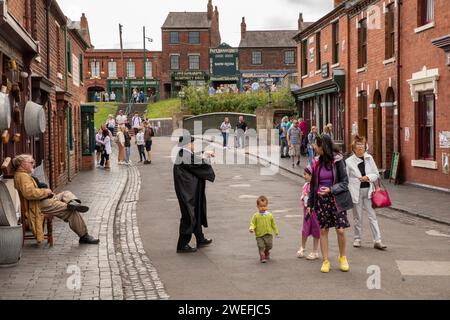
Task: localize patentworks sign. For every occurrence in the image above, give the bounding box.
[209,44,239,81]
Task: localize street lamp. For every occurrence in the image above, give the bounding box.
[178,90,186,112]
[265,77,274,108]
[143,26,153,103]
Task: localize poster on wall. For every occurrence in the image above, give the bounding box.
[439,131,450,148]
[443,153,449,175]
[405,127,410,142]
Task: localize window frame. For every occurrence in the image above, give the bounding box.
[90,60,100,78]
[385,3,395,59]
[332,21,339,64]
[188,54,200,70]
[418,91,435,160]
[301,40,308,76]
[145,60,153,78]
[251,51,262,65]
[189,31,200,44]
[66,40,72,75]
[79,54,84,83]
[126,60,136,78]
[108,60,117,78]
[284,50,295,65]
[316,32,321,70]
[170,31,179,44]
[170,54,180,70]
[418,0,434,26]
[358,18,368,68]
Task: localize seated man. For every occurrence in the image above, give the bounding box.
[12,154,99,245]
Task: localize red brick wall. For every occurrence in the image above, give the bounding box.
[239,47,297,71]
[6,0,27,29]
[399,0,450,189]
[348,0,398,170]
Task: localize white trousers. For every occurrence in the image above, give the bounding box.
[352,188,382,242]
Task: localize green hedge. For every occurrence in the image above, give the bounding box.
[184,86,295,115]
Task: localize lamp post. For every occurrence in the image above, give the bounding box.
[178,90,186,112]
[265,77,274,108]
[143,26,153,103]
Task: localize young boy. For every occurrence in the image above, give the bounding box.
[249,196,279,263]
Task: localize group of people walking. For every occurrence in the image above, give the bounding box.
[220,116,248,149]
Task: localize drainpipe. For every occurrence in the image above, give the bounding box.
[64,25,71,182]
[396,1,401,156]
[46,0,53,188]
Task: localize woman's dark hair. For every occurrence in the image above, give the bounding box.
[314,134,339,169]
[102,129,109,137]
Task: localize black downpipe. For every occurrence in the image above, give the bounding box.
[46,0,53,188]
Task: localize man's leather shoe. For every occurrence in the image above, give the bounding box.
[79,234,100,244]
[176,245,197,253]
[197,238,212,247]
[67,200,89,213]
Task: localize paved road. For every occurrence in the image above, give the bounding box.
[136,137,450,300]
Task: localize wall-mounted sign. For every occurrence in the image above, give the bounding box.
[210,44,239,79]
[172,71,207,81]
[443,153,449,174]
[405,127,410,142]
[439,131,450,148]
[321,63,329,78]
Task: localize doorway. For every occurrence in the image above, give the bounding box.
[373,90,382,167]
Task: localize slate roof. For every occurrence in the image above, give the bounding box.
[239,24,313,48]
[162,12,211,29]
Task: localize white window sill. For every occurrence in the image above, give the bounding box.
[414,21,435,34]
[383,57,396,65]
[315,70,321,75]
[411,159,438,170]
[301,74,309,79]
[331,63,340,68]
[356,66,367,73]
[57,73,63,80]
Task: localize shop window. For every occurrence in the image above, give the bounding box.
[301,40,308,76]
[189,32,200,44]
[285,50,295,65]
[188,55,200,70]
[170,32,179,44]
[418,92,435,160]
[358,19,367,68]
[332,21,339,64]
[252,51,262,65]
[385,3,395,59]
[170,55,180,70]
[418,0,434,26]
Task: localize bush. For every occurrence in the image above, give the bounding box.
[184,86,295,115]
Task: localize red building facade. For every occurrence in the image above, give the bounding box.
[84,49,162,103]
[160,0,221,99]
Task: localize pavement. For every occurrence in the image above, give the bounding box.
[0,143,168,300]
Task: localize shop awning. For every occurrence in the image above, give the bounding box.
[0,1,39,56]
[293,69,345,101]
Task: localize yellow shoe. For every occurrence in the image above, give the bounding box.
[320,259,331,273]
[338,256,349,272]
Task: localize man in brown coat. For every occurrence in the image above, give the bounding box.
[13,154,99,245]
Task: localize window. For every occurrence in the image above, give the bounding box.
[145,60,152,78]
[66,40,72,74]
[418,0,434,26]
[418,92,435,160]
[332,21,339,64]
[252,51,261,65]
[301,40,308,76]
[170,32,179,44]
[358,19,367,68]
[316,32,321,70]
[358,92,368,139]
[188,55,200,70]
[108,60,117,78]
[189,32,200,44]
[56,24,62,74]
[90,60,100,78]
[385,3,395,59]
[284,50,295,64]
[126,60,135,78]
[79,54,84,83]
[170,55,180,70]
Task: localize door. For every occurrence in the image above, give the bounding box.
[374,90,382,167]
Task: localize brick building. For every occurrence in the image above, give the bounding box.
[400,0,450,189]
[0,0,92,190]
[160,0,221,99]
[293,2,348,147]
[84,49,162,103]
[239,14,312,92]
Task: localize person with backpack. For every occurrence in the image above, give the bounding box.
[143,121,154,164]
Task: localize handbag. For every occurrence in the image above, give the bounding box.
[371,179,392,208]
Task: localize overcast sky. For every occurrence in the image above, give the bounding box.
[57,0,333,50]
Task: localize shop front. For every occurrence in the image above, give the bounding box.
[209,45,239,90]
[171,71,208,95]
[239,71,292,92]
[80,104,95,171]
[107,79,160,103]
[293,69,345,147]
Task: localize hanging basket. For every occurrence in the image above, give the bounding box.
[0,92,11,130]
[24,101,46,136]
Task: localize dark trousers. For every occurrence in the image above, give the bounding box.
[177,222,205,250]
[137,145,146,161]
[280,137,288,157]
[100,151,109,166]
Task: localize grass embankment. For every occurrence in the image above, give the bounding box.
[93,102,119,129]
[146,98,180,119]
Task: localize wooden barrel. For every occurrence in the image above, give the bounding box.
[0,180,18,227]
[24,101,46,136]
[0,225,22,267]
[0,92,11,130]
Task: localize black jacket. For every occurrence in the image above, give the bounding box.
[307,153,353,213]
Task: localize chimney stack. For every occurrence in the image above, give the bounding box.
[333,0,346,7]
[207,0,213,20]
[241,17,246,39]
[214,6,219,23]
[80,13,88,29]
[298,13,304,30]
